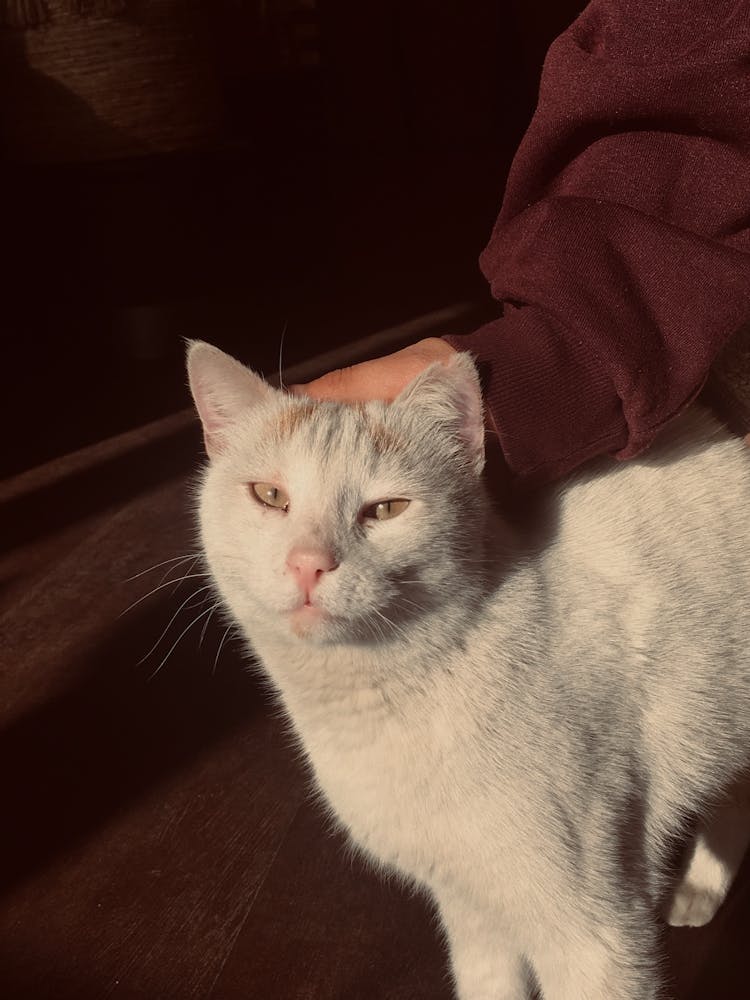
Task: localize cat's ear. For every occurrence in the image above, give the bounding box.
[394,352,485,475]
[187,341,274,457]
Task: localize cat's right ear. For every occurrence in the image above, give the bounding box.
[187,341,273,458]
[394,352,486,476]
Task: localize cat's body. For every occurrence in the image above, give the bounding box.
[189,342,750,1000]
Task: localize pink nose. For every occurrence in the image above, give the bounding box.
[286,547,339,598]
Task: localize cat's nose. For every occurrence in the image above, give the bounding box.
[286,547,339,597]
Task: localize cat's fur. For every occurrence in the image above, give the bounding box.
[188,341,750,1000]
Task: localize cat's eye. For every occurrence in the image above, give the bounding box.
[361,499,410,521]
[251,482,290,511]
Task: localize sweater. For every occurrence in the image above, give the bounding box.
[445,0,750,482]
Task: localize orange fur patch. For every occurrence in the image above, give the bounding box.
[368,420,403,455]
[275,401,317,439]
[271,399,403,454]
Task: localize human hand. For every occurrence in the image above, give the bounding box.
[288,337,457,404]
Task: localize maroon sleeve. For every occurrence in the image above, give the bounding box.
[446,0,750,482]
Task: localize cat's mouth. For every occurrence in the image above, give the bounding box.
[288,601,330,638]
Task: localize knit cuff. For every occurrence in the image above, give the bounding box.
[444,305,628,483]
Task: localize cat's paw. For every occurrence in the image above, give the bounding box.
[665,878,728,927]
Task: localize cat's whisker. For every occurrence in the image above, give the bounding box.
[278,318,289,392]
[167,555,202,596]
[137,585,214,665]
[394,596,430,614]
[155,556,202,593]
[199,602,220,649]
[213,624,233,676]
[370,607,409,643]
[380,620,405,644]
[119,572,209,618]
[363,614,387,645]
[124,552,200,583]
[147,604,216,681]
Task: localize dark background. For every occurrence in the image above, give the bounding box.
[2,0,587,477]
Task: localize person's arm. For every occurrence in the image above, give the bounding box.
[297,0,750,481]
[446,0,750,481]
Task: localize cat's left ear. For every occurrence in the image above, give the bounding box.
[187,341,274,457]
[394,352,485,475]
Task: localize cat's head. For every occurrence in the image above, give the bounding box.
[188,342,488,646]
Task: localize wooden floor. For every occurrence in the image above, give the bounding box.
[2,405,750,999]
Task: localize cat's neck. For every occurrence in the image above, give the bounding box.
[251,624,461,751]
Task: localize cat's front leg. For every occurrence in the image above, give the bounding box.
[531,920,663,1000]
[434,888,531,1000]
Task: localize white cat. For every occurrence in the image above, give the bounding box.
[188,340,750,1000]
